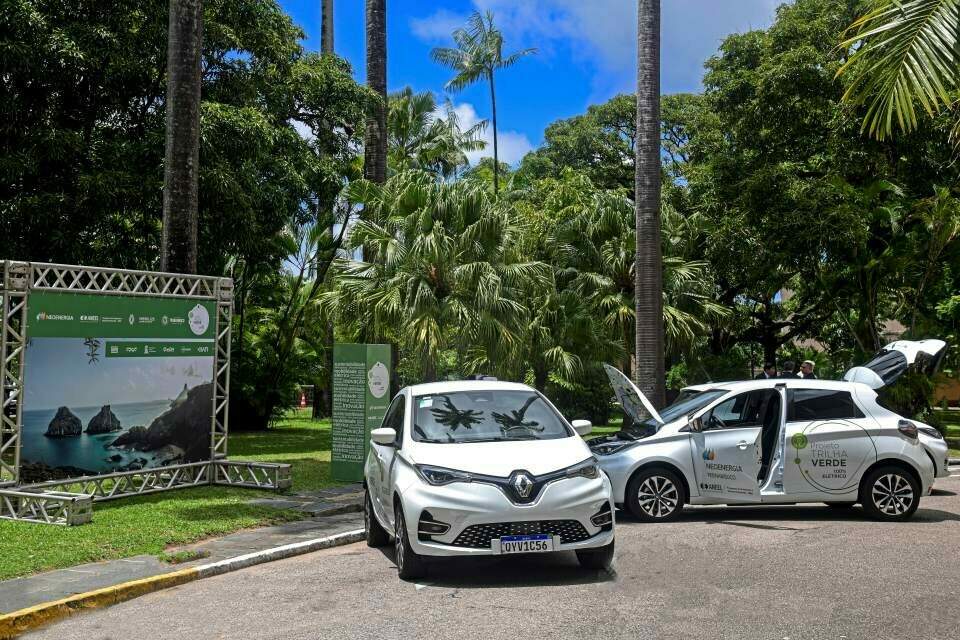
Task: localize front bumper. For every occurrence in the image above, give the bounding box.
[400,474,614,557]
[924,439,951,479]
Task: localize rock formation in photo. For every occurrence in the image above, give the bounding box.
[86,405,122,434]
[110,425,149,450]
[44,406,82,437]
[108,383,212,462]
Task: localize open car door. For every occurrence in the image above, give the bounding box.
[843,339,947,389]
[602,364,663,426]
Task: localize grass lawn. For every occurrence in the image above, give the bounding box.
[0,411,342,581]
[933,409,960,458]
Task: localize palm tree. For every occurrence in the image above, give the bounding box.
[321,0,334,54]
[162,0,203,274]
[334,172,550,381]
[363,0,387,184]
[431,11,535,195]
[388,87,487,178]
[838,0,960,140]
[634,0,665,407]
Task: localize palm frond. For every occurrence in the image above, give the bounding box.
[838,0,960,139]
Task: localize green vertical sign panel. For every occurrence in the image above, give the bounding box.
[331,343,392,482]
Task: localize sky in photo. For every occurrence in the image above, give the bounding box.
[23,339,214,411]
[277,0,785,165]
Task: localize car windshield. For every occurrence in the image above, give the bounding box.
[622,389,727,436]
[412,390,572,443]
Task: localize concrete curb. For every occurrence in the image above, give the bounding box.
[0,528,364,639]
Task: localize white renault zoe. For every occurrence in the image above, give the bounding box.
[590,340,946,523]
[363,379,616,580]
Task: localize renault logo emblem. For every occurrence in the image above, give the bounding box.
[511,472,534,499]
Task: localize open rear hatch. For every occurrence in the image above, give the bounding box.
[842,339,947,389]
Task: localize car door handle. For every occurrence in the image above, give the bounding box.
[737,441,750,450]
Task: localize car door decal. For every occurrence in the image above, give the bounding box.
[789,420,877,494]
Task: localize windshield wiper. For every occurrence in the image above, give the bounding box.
[468,435,538,443]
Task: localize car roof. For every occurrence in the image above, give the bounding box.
[682,379,871,394]
[404,380,534,396]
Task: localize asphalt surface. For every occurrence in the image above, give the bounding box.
[28,472,960,640]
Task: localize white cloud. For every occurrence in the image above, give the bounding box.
[411,0,784,99]
[438,101,533,167]
[410,8,467,42]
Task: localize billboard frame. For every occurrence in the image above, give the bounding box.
[0,261,290,525]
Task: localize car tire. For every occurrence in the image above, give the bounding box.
[625,467,685,522]
[576,539,615,571]
[394,503,426,580]
[365,490,390,547]
[860,466,921,521]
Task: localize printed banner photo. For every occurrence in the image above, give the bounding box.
[20,292,217,482]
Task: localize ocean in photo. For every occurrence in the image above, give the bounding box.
[21,399,177,473]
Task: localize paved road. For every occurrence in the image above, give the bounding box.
[29,474,960,640]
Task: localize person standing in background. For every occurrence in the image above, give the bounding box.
[800,360,817,379]
[755,362,777,379]
[779,361,799,378]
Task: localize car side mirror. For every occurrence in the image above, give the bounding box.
[571,419,593,436]
[371,427,397,446]
[685,417,704,433]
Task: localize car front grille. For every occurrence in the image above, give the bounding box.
[450,520,591,549]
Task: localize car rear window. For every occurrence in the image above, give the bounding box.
[788,389,865,421]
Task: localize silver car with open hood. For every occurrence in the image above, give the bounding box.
[589,340,947,522]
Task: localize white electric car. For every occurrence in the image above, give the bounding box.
[364,380,616,580]
[589,340,947,523]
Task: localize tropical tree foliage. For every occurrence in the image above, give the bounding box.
[334,172,550,381]
[838,0,960,140]
[388,87,486,178]
[431,11,535,194]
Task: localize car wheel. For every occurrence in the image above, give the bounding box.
[860,466,920,521]
[625,467,685,522]
[576,539,615,571]
[394,503,426,580]
[365,490,390,547]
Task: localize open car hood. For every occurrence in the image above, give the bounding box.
[602,364,663,425]
[843,339,947,390]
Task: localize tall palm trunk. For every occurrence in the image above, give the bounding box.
[321,0,334,54]
[488,70,499,195]
[634,0,665,408]
[162,0,203,274]
[317,0,335,419]
[363,0,387,185]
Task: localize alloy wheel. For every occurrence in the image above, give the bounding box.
[395,512,405,573]
[871,473,914,516]
[637,475,679,518]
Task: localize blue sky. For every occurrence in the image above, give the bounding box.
[278,0,784,165]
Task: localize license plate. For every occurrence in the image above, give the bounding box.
[492,534,555,554]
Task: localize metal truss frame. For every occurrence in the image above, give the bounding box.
[0,488,93,526]
[0,261,292,525]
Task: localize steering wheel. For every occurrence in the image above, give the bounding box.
[707,413,727,430]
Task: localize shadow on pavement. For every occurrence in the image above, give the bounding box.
[615,503,960,525]
[931,488,956,496]
[374,547,615,589]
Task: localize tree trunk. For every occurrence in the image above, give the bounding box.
[162,0,202,274]
[321,0,334,54]
[634,0,665,409]
[363,0,387,185]
[488,70,499,195]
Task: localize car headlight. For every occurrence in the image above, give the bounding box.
[917,426,944,440]
[566,457,601,480]
[414,464,473,486]
[589,439,637,456]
